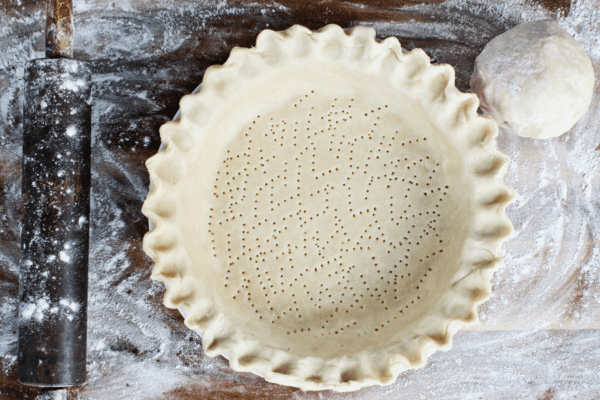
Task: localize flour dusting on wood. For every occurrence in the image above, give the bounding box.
[1,0,599,398]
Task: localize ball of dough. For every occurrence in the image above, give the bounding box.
[471,20,595,139]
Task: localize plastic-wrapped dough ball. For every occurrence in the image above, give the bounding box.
[470,20,595,139]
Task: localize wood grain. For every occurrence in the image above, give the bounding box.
[2,0,600,398]
[45,0,74,58]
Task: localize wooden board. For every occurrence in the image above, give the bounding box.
[1,0,599,398]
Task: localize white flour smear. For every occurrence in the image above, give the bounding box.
[1,0,599,398]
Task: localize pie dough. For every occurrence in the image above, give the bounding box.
[142,24,514,392]
[470,20,595,139]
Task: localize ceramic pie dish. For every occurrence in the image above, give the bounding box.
[142,24,514,392]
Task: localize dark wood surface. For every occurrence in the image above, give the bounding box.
[2,0,600,399]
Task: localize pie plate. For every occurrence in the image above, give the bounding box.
[142,24,514,392]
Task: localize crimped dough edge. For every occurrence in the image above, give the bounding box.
[142,24,514,392]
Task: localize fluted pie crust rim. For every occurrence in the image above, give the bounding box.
[142,24,514,392]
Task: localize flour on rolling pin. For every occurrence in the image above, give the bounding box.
[18,0,92,388]
[19,57,92,387]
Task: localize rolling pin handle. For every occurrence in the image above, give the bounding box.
[45,0,74,59]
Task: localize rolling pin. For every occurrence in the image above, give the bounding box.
[18,0,91,391]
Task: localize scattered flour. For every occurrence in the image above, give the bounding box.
[1,0,599,398]
[66,126,77,137]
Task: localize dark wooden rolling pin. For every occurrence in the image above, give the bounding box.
[18,0,91,391]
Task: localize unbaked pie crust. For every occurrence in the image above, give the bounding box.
[142,24,514,392]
